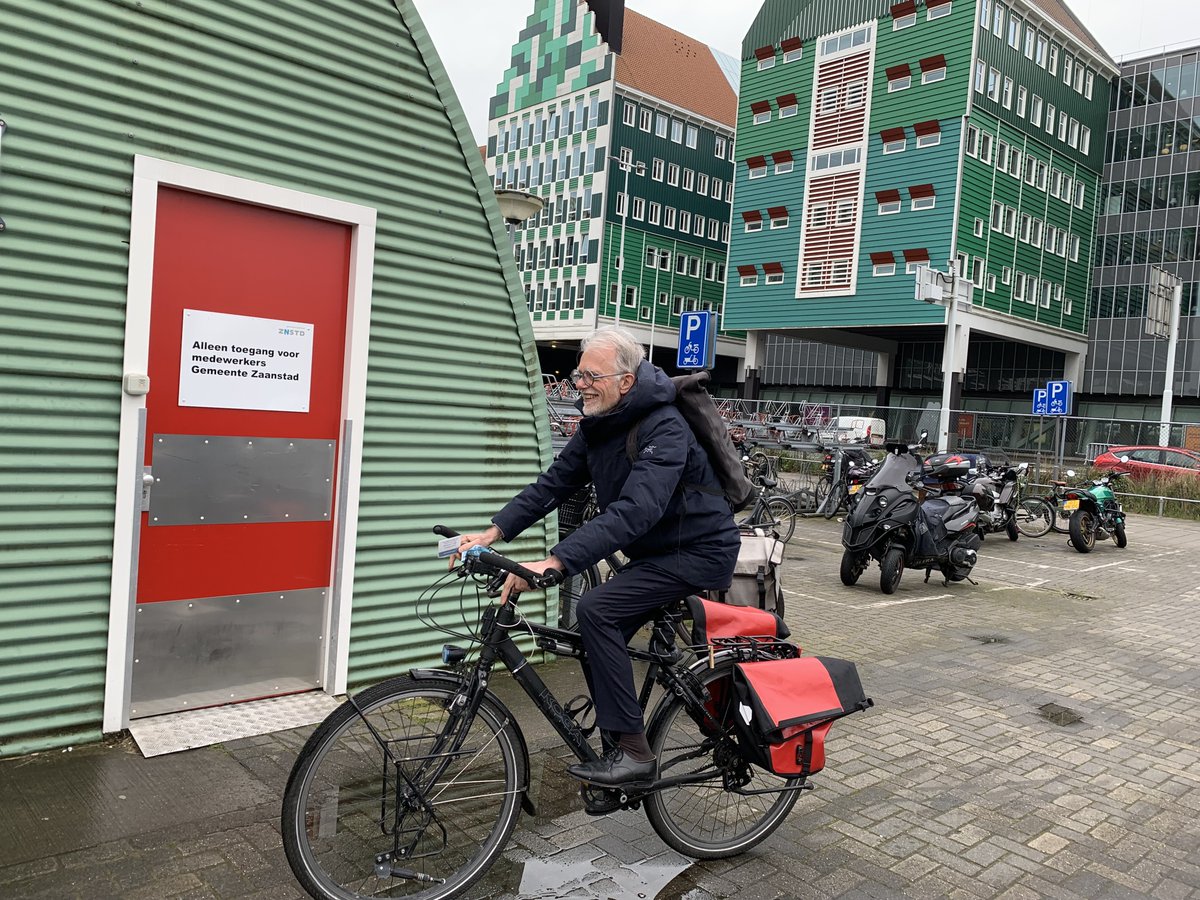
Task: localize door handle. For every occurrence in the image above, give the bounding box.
[141,467,154,511]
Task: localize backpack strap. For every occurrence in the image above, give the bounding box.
[625,412,725,499]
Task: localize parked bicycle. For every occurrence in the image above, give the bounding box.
[816,445,876,520]
[737,472,797,542]
[281,527,829,900]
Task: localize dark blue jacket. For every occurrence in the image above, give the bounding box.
[492,361,740,591]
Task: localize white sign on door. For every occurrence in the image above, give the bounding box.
[178,309,315,412]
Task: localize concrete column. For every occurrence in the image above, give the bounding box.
[875,350,893,408]
[742,331,766,399]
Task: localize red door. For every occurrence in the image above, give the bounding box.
[130,188,351,717]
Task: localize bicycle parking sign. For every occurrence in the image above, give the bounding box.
[1032,380,1071,415]
[677,311,715,369]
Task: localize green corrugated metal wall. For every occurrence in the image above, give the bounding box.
[0,0,552,755]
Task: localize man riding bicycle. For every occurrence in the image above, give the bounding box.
[458,326,739,788]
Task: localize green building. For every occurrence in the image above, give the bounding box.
[487,2,745,377]
[725,0,1118,419]
[0,0,552,755]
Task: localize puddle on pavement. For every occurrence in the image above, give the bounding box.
[468,750,696,899]
[1038,702,1084,726]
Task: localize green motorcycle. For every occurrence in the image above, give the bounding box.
[1062,469,1130,553]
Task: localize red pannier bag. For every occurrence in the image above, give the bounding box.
[732,656,873,777]
[684,595,790,645]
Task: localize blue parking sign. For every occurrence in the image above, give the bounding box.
[1046,380,1071,416]
[677,310,714,369]
[1032,389,1048,415]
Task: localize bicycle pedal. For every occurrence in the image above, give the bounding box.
[580,785,623,816]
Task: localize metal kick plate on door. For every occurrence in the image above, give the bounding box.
[148,434,335,526]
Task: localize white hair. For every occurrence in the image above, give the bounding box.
[580,326,645,374]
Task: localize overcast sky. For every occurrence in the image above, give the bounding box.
[411,0,1200,144]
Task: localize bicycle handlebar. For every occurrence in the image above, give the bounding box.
[432,525,566,590]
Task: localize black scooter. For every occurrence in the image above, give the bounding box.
[839,435,982,594]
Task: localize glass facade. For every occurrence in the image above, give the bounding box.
[1089,46,1200,398]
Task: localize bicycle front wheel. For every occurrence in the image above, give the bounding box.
[644,659,801,859]
[1014,498,1054,538]
[766,497,797,542]
[822,485,847,520]
[282,676,526,900]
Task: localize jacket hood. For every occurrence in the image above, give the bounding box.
[578,360,675,434]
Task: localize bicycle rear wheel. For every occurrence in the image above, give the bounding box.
[822,485,847,520]
[1014,498,1054,538]
[766,497,797,543]
[282,676,525,900]
[558,564,601,630]
[643,659,801,859]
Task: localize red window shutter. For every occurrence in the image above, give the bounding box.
[875,189,902,204]
[926,0,952,7]
[890,0,917,16]
[880,127,906,144]
[763,262,784,275]
[747,155,768,169]
[870,251,896,265]
[771,150,794,164]
[913,120,941,136]
[737,265,759,277]
[903,248,930,263]
[742,210,764,222]
[750,100,772,114]
[908,183,937,199]
[885,64,912,81]
[919,55,947,72]
[781,36,802,52]
[767,206,789,219]
[776,93,799,107]
[754,45,775,60]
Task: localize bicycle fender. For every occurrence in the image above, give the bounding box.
[408,668,537,818]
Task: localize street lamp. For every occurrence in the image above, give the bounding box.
[494,188,546,259]
[916,259,967,453]
[608,155,645,324]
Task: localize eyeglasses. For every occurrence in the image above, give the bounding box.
[570,369,624,388]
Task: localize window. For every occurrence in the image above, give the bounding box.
[757,54,776,71]
[821,88,839,112]
[1080,126,1091,155]
[1041,281,1052,308]
[1048,44,1058,75]
[993,1,1005,35]
[770,211,789,229]
[974,217,985,237]
[648,202,661,225]
[987,67,1001,102]
[664,207,676,229]
[811,146,861,170]
[615,192,627,216]
[979,132,993,164]
[645,247,657,268]
[980,0,989,27]
[873,262,896,276]
[1062,55,1073,87]
[671,120,683,143]
[686,125,699,149]
[744,214,763,232]
[847,82,866,107]
[1062,175,1073,201]
[997,140,1009,170]
[678,211,691,232]
[622,102,637,126]
[693,216,704,237]
[991,201,1003,230]
[1085,71,1094,100]
[753,106,771,125]
[810,203,830,228]
[928,0,952,20]
[884,135,906,154]
[1002,267,1012,284]
[740,274,758,287]
[688,256,701,276]
[894,10,916,29]
[1002,76,1014,108]
[774,157,794,175]
[878,196,902,215]
[632,197,645,220]
[783,45,803,63]
[917,130,940,148]
[652,158,664,181]
[1074,182,1085,208]
[1003,207,1016,236]
[911,193,935,211]
[1028,277,1039,304]
[639,108,652,131]
[837,199,856,224]
[922,61,947,84]
[697,173,710,195]
[1050,169,1062,197]
[708,220,719,240]
[1030,94,1043,127]
[970,257,984,287]
[714,136,726,157]
[748,159,767,179]
[1024,25,1035,57]
[1008,16,1021,48]
[966,125,979,156]
[1068,118,1079,148]
[623,286,638,307]
[1017,86,1027,117]
[889,72,911,92]
[1044,103,1055,134]
[675,251,687,274]
[658,250,670,270]
[1036,34,1048,67]
[805,263,823,286]
[682,169,694,191]
[1031,218,1043,245]
[1058,111,1068,141]
[711,178,723,199]
[1019,213,1031,241]
[975,60,986,94]
[905,258,926,274]
[779,100,799,118]
[766,270,785,285]
[1009,149,1021,177]
[667,163,680,186]
[1036,162,1047,190]
[619,146,633,167]
[1013,272,1025,301]
[655,113,668,138]
[987,273,997,292]
[704,261,716,281]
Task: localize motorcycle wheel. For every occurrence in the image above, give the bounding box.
[1005,516,1020,541]
[1114,519,1128,549]
[839,549,866,586]
[1068,509,1096,553]
[880,546,904,595]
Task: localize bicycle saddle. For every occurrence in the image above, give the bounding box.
[760,476,778,489]
[1051,480,1066,486]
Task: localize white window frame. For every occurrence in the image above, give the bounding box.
[878,199,902,215]
[911,195,936,211]
[648,202,661,225]
[922,67,947,85]
[975,60,986,94]
[770,214,789,229]
[714,135,726,157]
[632,197,645,221]
[686,125,699,149]
[740,274,758,287]
[889,75,912,92]
[682,169,695,191]
[671,120,683,143]
[837,199,856,225]
[873,262,897,276]
[753,110,772,125]
[883,137,907,154]
[639,108,652,132]
[1002,76,1014,108]
[810,203,830,228]
[744,218,763,233]
[928,1,952,20]
[1017,86,1027,117]
[774,159,794,175]
[757,55,776,71]
[664,207,676,229]
[784,46,803,63]
[1002,266,1012,284]
[652,158,664,181]
[622,102,637,126]
[974,218,985,237]
[748,162,767,179]
[987,67,1001,102]
[917,131,941,148]
[765,271,785,285]
[820,88,839,112]
[905,259,926,274]
[894,11,916,29]
[779,102,799,118]
[655,113,669,138]
[667,163,680,186]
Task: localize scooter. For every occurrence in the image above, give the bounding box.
[839,434,982,594]
[963,462,1030,541]
[1064,469,1130,553]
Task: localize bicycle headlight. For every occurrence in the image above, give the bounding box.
[442,645,467,664]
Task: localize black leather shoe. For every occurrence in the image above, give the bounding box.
[566,747,657,788]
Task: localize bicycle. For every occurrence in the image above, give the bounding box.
[281,528,808,900]
[1017,478,1079,537]
[737,474,797,542]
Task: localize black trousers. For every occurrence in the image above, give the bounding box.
[575,562,697,735]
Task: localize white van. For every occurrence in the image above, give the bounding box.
[820,416,887,446]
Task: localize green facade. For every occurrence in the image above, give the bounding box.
[0,0,551,754]
[726,0,1113,343]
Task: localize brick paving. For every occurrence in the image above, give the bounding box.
[1,513,1198,898]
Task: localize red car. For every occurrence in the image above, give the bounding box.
[1092,445,1200,479]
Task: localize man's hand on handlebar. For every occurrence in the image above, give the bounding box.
[499,556,565,605]
[450,525,504,569]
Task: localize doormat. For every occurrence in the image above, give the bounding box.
[129,691,342,757]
